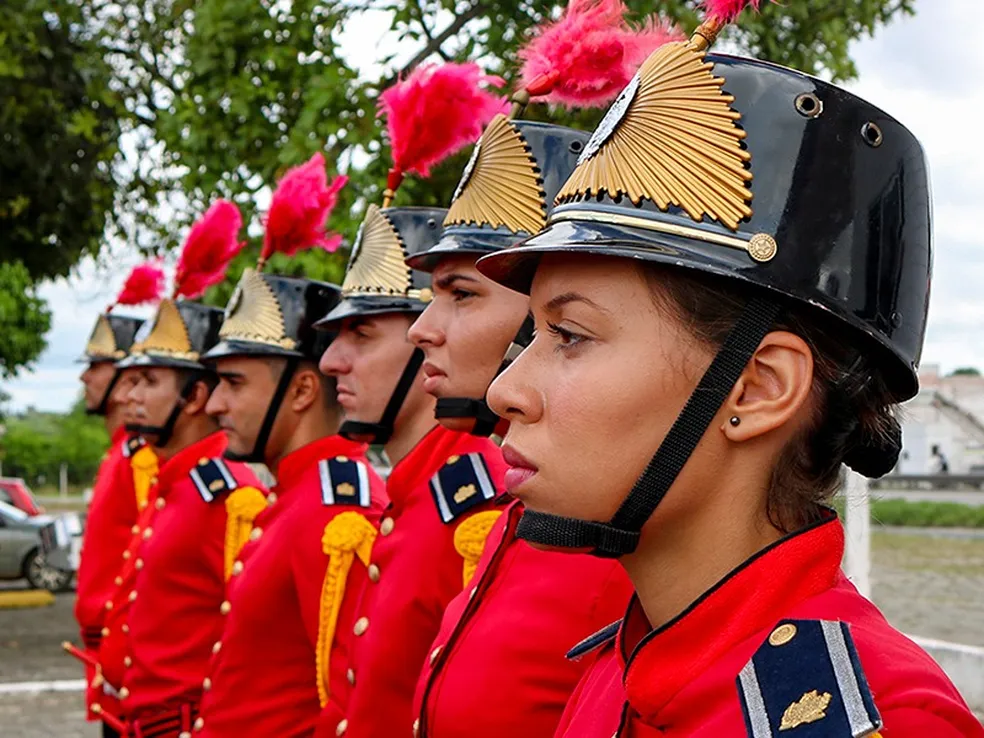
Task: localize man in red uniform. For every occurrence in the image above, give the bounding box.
[195,174,388,734]
[106,297,268,738]
[318,203,507,738]
[73,310,157,737]
[404,118,633,738]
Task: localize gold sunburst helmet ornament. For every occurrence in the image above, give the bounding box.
[407,1,682,276]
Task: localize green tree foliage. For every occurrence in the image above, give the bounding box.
[0,0,122,281]
[0,262,53,378]
[0,398,109,487]
[949,367,982,377]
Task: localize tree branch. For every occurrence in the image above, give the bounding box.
[387,1,485,85]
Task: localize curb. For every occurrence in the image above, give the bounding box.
[0,590,56,609]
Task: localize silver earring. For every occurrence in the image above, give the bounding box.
[729,416,741,427]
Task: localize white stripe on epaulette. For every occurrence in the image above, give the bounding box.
[431,472,453,523]
[319,459,334,505]
[356,462,370,507]
[467,453,496,502]
[190,467,214,503]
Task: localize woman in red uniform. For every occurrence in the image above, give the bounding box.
[476,15,984,738]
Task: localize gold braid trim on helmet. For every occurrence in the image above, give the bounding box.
[453,510,503,588]
[317,512,377,707]
[223,487,268,580]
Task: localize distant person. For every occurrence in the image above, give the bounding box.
[932,444,950,474]
[71,264,161,738]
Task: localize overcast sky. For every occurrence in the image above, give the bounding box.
[3,0,981,413]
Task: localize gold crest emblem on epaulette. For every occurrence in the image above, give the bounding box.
[209,479,225,492]
[454,484,477,504]
[779,690,831,731]
[336,482,355,497]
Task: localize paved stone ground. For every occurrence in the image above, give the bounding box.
[1,529,982,736]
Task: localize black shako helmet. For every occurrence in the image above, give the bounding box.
[478,46,931,557]
[314,206,447,444]
[79,313,145,416]
[119,299,225,446]
[202,270,342,462]
[405,118,588,436]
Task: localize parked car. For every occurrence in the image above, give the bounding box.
[0,500,74,591]
[0,477,44,516]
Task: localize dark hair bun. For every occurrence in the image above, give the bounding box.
[843,415,902,478]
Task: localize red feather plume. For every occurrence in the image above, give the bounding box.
[114,261,166,308]
[701,0,763,23]
[262,153,348,265]
[173,200,244,299]
[379,62,506,179]
[519,0,682,108]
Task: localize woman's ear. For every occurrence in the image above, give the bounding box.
[721,330,814,443]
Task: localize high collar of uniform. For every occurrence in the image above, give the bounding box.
[274,435,369,493]
[157,431,228,495]
[110,426,128,448]
[384,424,468,505]
[619,511,844,719]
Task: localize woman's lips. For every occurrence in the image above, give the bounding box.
[421,362,447,394]
[502,444,538,494]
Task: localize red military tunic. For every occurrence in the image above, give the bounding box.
[413,499,633,737]
[75,429,157,721]
[342,425,508,738]
[118,432,267,735]
[92,494,161,726]
[554,514,984,738]
[197,436,388,738]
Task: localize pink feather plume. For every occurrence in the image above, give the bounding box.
[701,0,763,23]
[519,0,683,108]
[114,261,166,308]
[173,200,245,299]
[262,153,348,264]
[379,62,506,179]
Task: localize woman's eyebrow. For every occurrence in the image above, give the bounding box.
[435,272,480,290]
[543,291,612,315]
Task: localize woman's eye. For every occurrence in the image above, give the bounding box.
[545,322,588,352]
[452,288,476,302]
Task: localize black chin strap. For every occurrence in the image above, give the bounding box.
[88,368,123,417]
[126,372,205,448]
[434,315,535,437]
[224,357,299,464]
[516,299,781,558]
[340,348,425,445]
